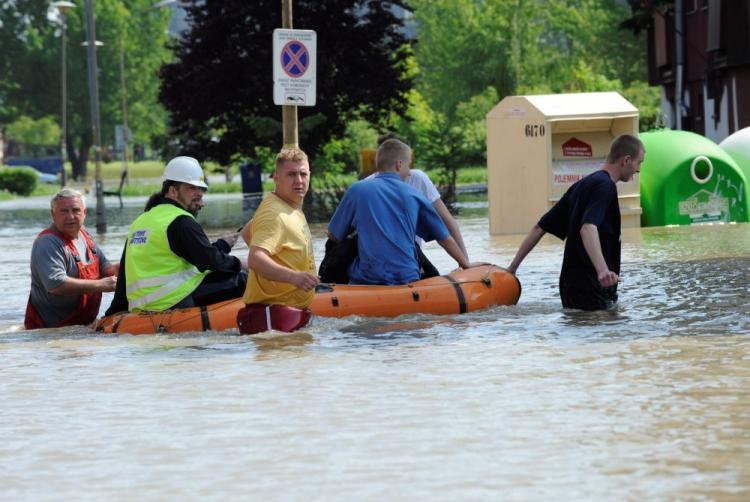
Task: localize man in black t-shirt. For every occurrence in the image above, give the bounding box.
[507,135,645,310]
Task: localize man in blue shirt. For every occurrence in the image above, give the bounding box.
[327,138,479,285]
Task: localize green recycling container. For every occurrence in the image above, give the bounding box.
[640,130,749,226]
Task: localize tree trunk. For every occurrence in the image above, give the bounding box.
[69,132,91,181]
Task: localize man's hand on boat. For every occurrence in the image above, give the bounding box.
[451,262,492,273]
[464,261,492,269]
[290,271,320,292]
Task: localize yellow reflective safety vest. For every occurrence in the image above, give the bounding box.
[125,203,209,312]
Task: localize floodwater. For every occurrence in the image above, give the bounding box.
[1,195,749,500]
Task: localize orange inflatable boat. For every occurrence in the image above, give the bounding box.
[94,265,520,335]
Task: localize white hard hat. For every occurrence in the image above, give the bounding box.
[163,156,208,188]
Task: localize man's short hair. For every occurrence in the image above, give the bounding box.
[50,188,85,210]
[607,134,643,163]
[376,138,411,170]
[276,147,308,169]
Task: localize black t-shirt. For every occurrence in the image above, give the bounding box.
[538,170,621,289]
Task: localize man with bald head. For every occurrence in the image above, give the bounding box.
[327,138,481,285]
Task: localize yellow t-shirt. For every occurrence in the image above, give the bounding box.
[242,193,316,308]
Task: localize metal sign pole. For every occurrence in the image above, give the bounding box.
[281,0,298,148]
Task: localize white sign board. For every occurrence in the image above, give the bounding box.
[273,29,316,106]
[114,124,132,151]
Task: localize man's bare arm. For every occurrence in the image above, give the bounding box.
[433,199,468,261]
[240,220,252,246]
[437,235,487,270]
[50,276,117,296]
[507,224,546,275]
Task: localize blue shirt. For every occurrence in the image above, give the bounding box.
[328,172,449,285]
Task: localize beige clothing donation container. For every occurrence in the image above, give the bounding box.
[486,91,641,235]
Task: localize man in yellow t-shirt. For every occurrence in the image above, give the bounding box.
[239,148,319,333]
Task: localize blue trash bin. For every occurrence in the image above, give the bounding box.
[239,162,262,194]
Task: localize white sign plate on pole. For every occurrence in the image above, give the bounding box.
[273,29,316,106]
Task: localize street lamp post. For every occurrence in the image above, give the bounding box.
[83,0,106,233]
[52,0,76,188]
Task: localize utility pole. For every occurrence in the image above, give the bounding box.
[53,1,76,188]
[84,0,107,233]
[281,0,298,148]
[119,36,129,183]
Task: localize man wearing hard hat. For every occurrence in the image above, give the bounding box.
[105,156,247,314]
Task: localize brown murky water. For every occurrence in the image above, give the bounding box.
[1,195,749,500]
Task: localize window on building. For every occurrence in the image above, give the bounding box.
[707,0,723,51]
[654,12,669,67]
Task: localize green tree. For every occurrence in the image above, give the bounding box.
[159,0,412,167]
[622,81,663,131]
[452,87,500,165]
[515,0,646,92]
[5,116,60,145]
[392,88,497,205]
[409,0,515,118]
[410,0,648,109]
[399,0,654,202]
[316,118,379,176]
[0,0,171,179]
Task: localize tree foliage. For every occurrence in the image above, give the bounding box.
[0,0,172,178]
[410,0,647,111]
[400,0,652,203]
[159,0,412,167]
[0,167,40,196]
[315,119,379,177]
[408,0,515,118]
[620,0,672,35]
[621,81,663,131]
[5,115,60,145]
[515,0,646,93]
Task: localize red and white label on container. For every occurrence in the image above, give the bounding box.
[562,137,593,157]
[551,159,602,186]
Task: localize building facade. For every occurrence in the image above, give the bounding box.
[646,0,750,142]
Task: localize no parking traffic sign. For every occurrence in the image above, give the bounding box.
[273,29,316,106]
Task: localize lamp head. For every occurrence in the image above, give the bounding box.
[52,1,76,15]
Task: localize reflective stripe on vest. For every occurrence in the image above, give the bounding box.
[125,203,209,312]
[126,268,202,310]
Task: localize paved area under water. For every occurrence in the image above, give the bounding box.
[1,195,749,499]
